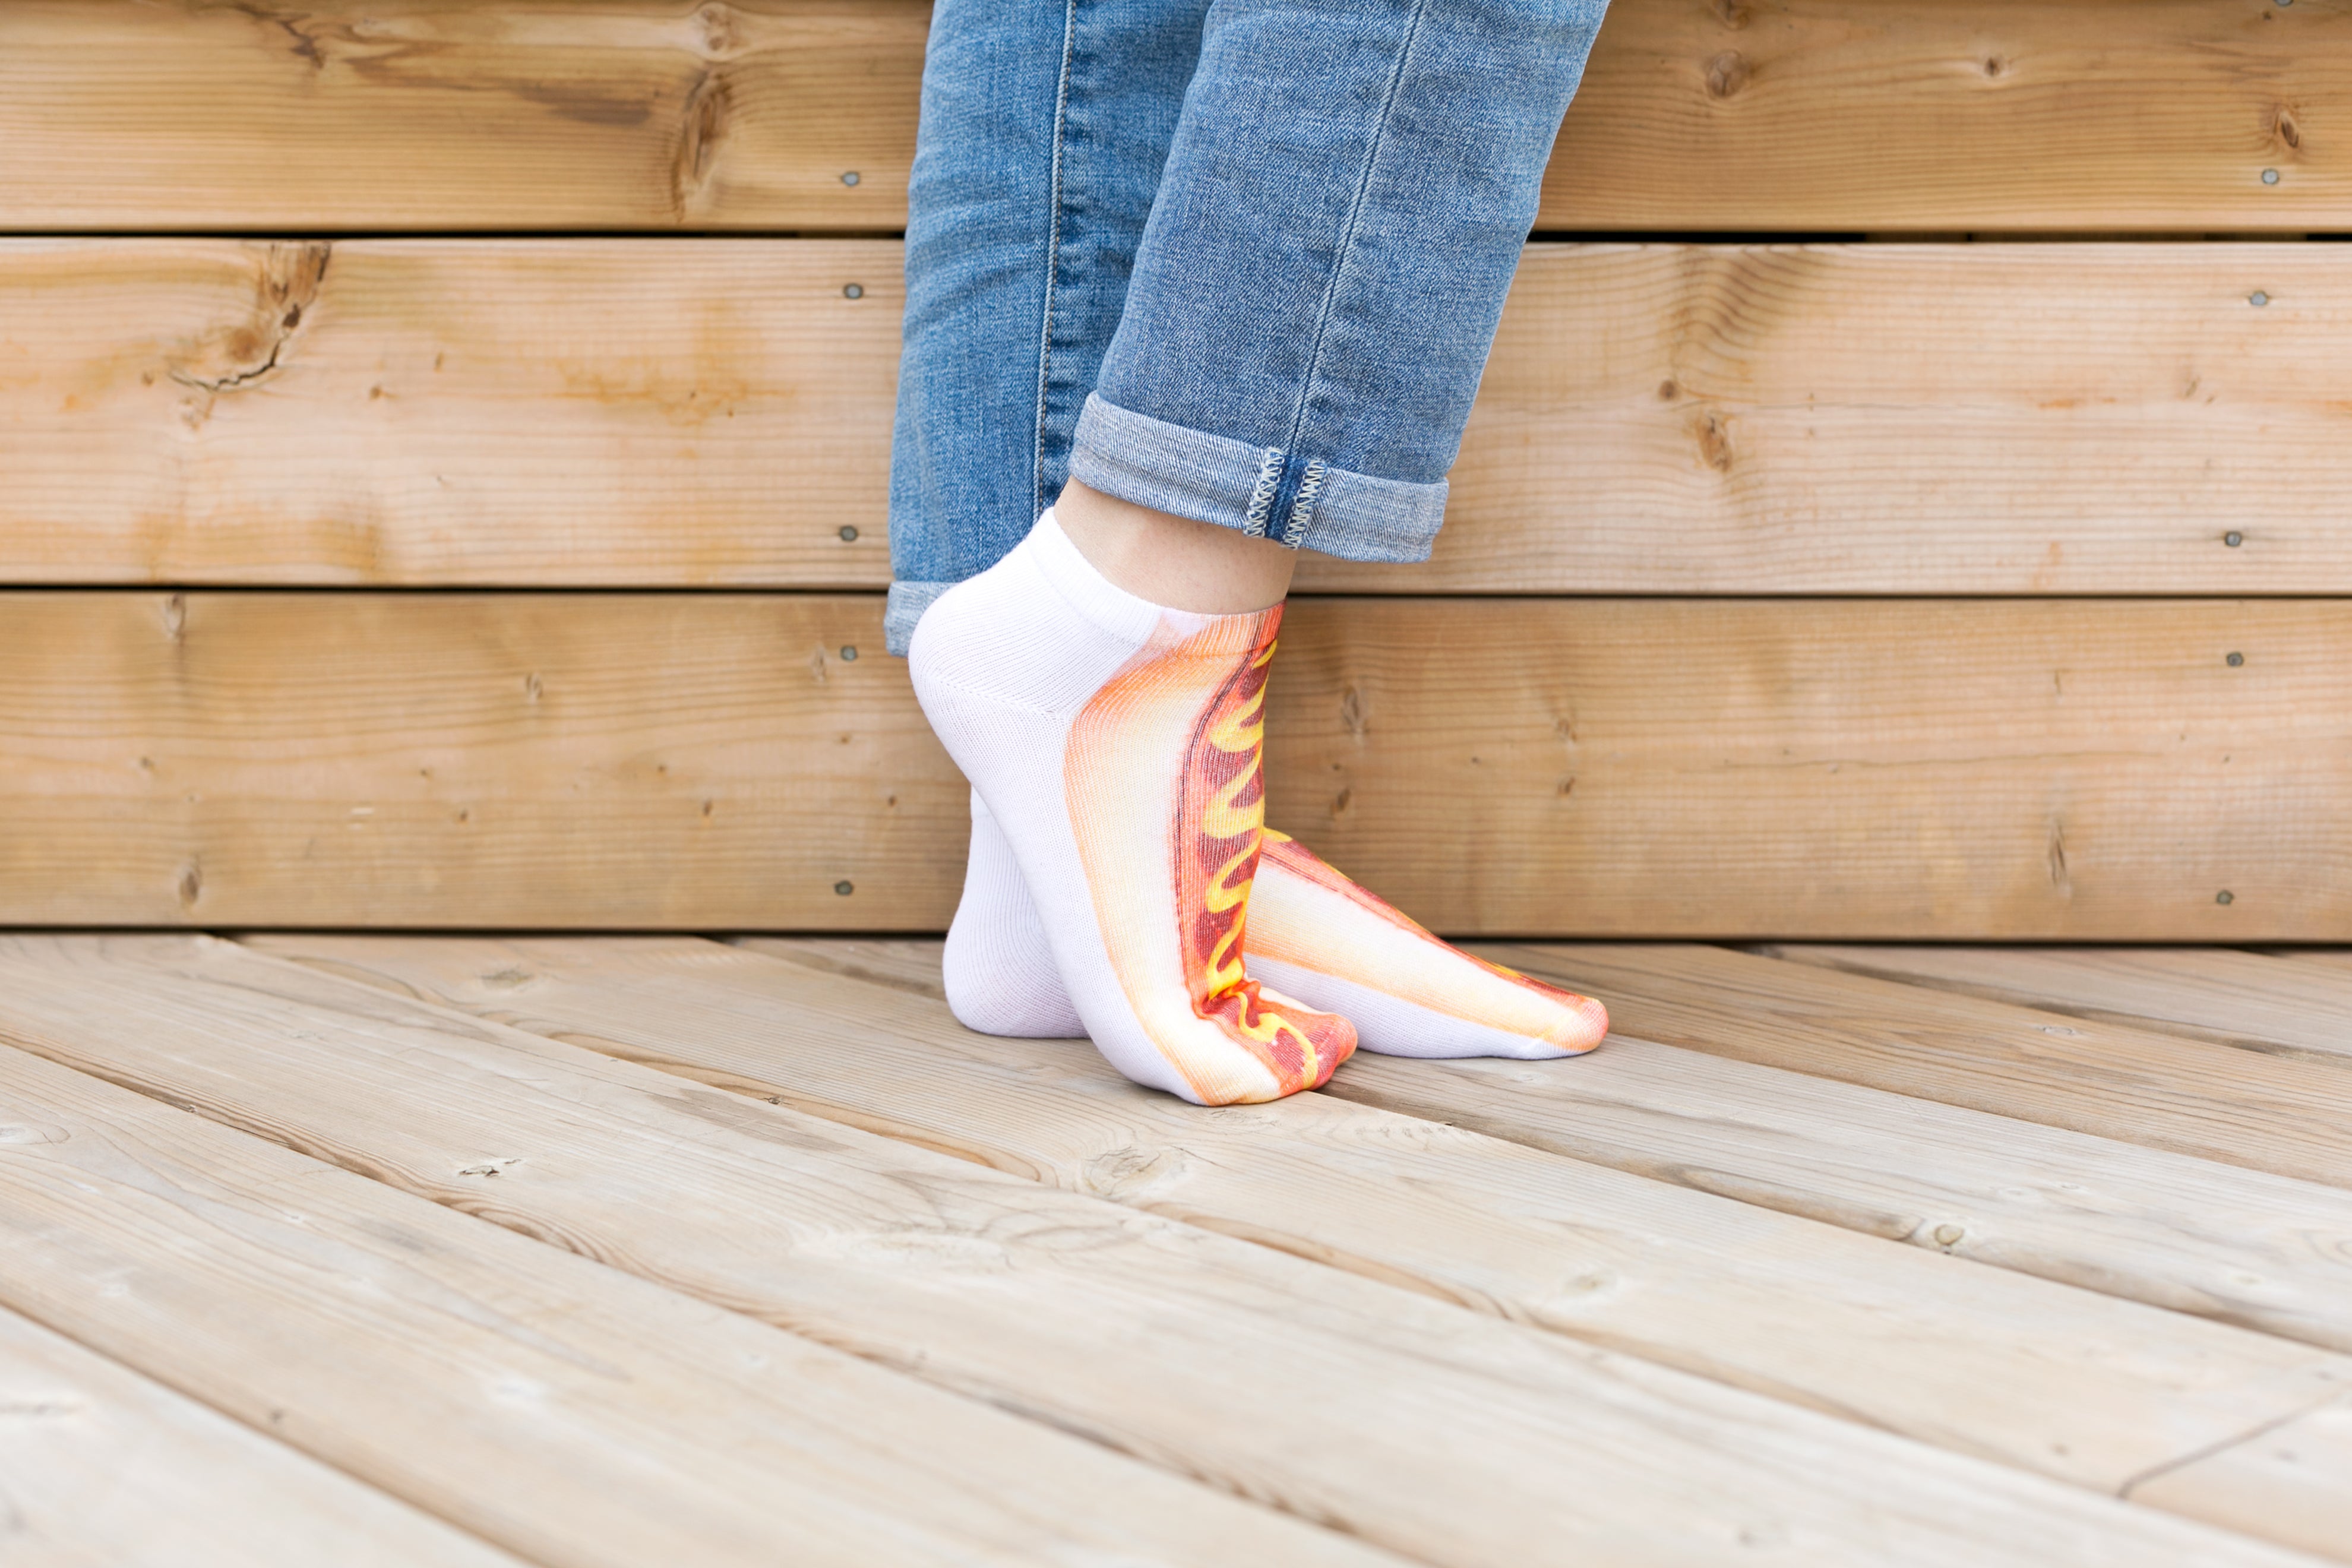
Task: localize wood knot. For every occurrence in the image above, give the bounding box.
[1709,0,1751,29]
[176,860,203,908]
[2274,106,2302,150]
[672,68,734,213]
[1705,51,1751,100]
[1338,686,1368,738]
[1692,412,1737,474]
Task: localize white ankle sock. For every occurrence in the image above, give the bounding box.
[910,511,1355,1104]
[947,809,1607,1060]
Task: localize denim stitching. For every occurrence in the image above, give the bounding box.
[1032,0,1083,523]
[1278,0,1430,498]
[1241,448,1285,538]
[1283,457,1329,551]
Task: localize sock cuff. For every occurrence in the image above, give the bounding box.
[1025,510,1284,659]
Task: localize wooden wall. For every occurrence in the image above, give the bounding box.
[2,0,2347,937]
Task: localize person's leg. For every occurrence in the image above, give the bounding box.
[934,0,1613,1064]
[884,0,1211,654]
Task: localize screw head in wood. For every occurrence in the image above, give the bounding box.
[843,283,864,299]
[2227,651,2244,666]
[2217,890,2235,905]
[834,880,855,896]
[839,646,858,661]
[839,524,859,542]
[2225,531,2244,546]
[2262,168,2281,185]
[841,170,862,185]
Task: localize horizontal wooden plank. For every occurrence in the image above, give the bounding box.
[14,241,2352,594]
[1317,1032,2352,1357]
[6,935,2306,1567]
[0,1011,1396,1567]
[1497,944,2352,1189]
[0,0,927,232]
[0,239,896,587]
[1761,946,2352,1065]
[0,1301,524,1568]
[4,2,2347,232]
[246,930,2352,1510]
[7,593,2351,937]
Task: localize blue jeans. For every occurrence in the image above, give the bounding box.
[886,0,1610,653]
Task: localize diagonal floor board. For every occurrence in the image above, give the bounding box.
[249,930,2347,1506]
[748,937,2352,1361]
[0,934,2318,1568]
[0,1300,526,1568]
[1479,945,2352,1188]
[1757,946,2352,1065]
[2133,1395,2352,1563]
[0,1037,1393,1568]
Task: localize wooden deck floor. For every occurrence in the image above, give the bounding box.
[4,936,2350,1566]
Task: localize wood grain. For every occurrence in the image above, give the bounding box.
[15,242,2352,595]
[1318,1037,2352,1357]
[0,239,897,587]
[1308,244,2352,595]
[5,1,2348,232]
[1484,944,2352,1188]
[7,593,2351,937]
[0,932,2308,1568]
[2134,1396,2352,1564]
[245,930,2352,1505]
[0,592,965,929]
[0,0,927,231]
[0,1037,1362,1567]
[0,1302,526,1568]
[1763,946,2352,1065]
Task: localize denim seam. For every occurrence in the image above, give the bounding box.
[1277,0,1430,542]
[1032,0,1083,523]
[1285,457,1329,552]
[1241,449,1284,538]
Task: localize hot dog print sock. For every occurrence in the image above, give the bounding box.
[909,511,1355,1105]
[947,800,1609,1060]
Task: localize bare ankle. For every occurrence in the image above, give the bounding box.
[1052,479,1297,614]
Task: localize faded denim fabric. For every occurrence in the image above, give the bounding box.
[888,0,1608,653]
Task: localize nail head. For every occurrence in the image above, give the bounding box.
[839,646,858,662]
[2227,651,2245,666]
[840,170,862,185]
[2217,890,2235,905]
[842,283,864,299]
[2250,290,2271,306]
[833,880,855,896]
[2224,531,2244,547]
[2262,167,2281,185]
[838,524,859,542]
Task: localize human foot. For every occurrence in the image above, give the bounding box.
[909,511,1354,1105]
[947,798,1607,1060]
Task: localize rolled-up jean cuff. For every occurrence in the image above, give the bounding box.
[1068,393,1447,564]
[885,580,951,656]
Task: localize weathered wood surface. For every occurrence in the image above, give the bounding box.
[12,242,2352,595]
[248,930,2352,1503]
[5,1,2347,232]
[6,593,2347,937]
[0,934,2310,1568]
[0,592,963,929]
[0,240,897,587]
[0,1030,1364,1567]
[0,1301,526,1568]
[1763,946,2352,1064]
[1485,945,2352,1188]
[2135,1397,2352,1564]
[1316,1029,2352,1358]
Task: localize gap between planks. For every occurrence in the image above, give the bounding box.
[0,931,2324,1568]
[248,930,2352,1561]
